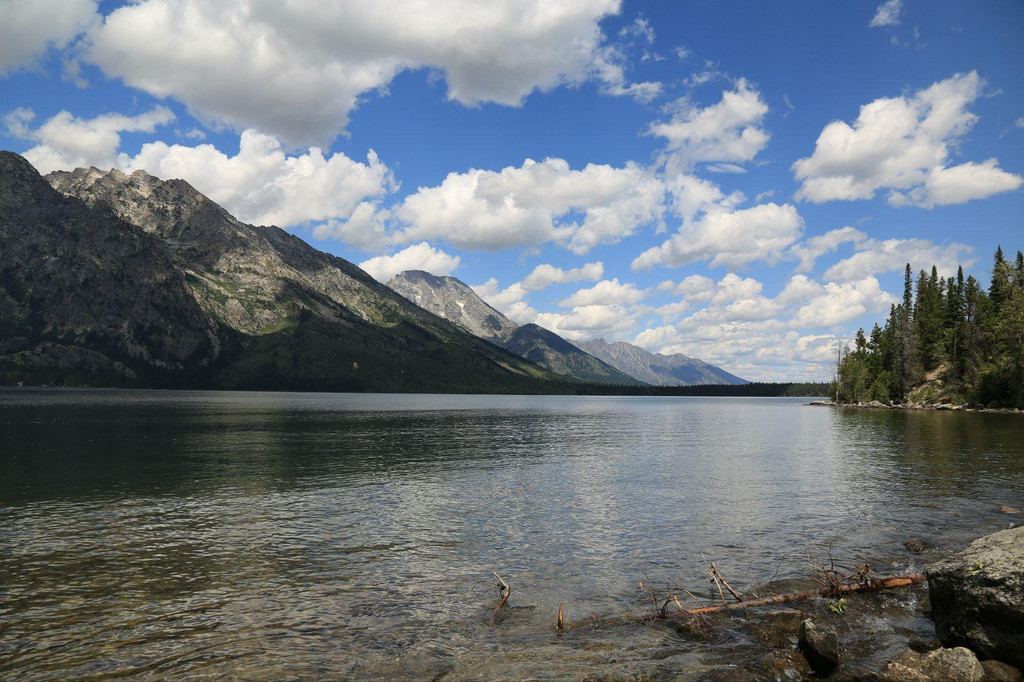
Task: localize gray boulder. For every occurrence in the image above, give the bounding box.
[928,526,1024,667]
[798,618,839,674]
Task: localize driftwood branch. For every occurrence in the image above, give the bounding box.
[670,573,926,618]
[490,571,510,626]
[710,562,744,602]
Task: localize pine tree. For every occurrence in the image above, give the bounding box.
[990,245,1009,308]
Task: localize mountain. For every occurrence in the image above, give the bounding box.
[573,338,747,386]
[502,324,642,385]
[385,270,518,341]
[387,270,642,385]
[0,151,575,392]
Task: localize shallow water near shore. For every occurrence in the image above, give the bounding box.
[1,389,1022,679]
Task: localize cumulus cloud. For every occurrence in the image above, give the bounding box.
[471,261,604,316]
[789,226,868,272]
[358,242,460,282]
[558,278,648,306]
[0,0,98,75]
[649,79,769,172]
[11,106,176,173]
[789,277,895,328]
[127,131,396,227]
[631,202,804,270]
[869,0,902,28]
[395,157,665,254]
[823,238,974,281]
[793,72,1022,206]
[534,303,648,341]
[11,108,398,230]
[632,272,895,380]
[87,0,625,145]
[890,160,1023,208]
[521,261,604,290]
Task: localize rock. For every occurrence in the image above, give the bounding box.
[981,660,1023,682]
[1000,505,1023,515]
[904,538,926,553]
[928,526,1024,667]
[799,618,840,674]
[760,650,811,679]
[878,661,930,682]
[703,667,758,681]
[919,647,984,681]
[752,609,806,648]
[880,648,985,682]
[907,637,941,653]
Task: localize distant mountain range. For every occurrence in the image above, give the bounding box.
[387,271,640,385]
[387,270,746,387]
[573,338,747,386]
[0,151,571,392]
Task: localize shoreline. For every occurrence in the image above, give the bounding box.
[810,399,1024,415]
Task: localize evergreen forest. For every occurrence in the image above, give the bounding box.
[833,247,1024,409]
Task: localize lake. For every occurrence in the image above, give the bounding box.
[1,389,1022,679]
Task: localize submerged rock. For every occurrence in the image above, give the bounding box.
[904,538,926,553]
[798,618,839,675]
[927,526,1024,668]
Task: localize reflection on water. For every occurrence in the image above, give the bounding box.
[1,389,1022,679]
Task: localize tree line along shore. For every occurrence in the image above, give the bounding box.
[833,246,1024,410]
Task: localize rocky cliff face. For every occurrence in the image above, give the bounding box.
[387,270,518,341]
[573,338,747,386]
[388,270,642,385]
[0,152,568,392]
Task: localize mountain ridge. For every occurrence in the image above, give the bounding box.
[573,338,747,386]
[387,270,642,385]
[0,152,578,392]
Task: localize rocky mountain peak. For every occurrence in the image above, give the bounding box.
[0,151,61,209]
[387,269,518,341]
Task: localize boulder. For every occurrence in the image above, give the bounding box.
[927,526,1024,667]
[798,619,839,674]
[879,648,984,682]
[981,660,1023,682]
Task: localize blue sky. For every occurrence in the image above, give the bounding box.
[1,0,1022,380]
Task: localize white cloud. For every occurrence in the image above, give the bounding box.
[395,157,665,254]
[823,238,974,281]
[793,72,1022,206]
[0,0,98,75]
[11,109,397,231]
[789,226,868,272]
[869,0,902,28]
[657,274,715,302]
[890,160,1023,208]
[128,131,396,228]
[534,303,648,341]
[632,202,804,270]
[521,261,604,291]
[87,0,624,145]
[649,79,769,172]
[13,106,176,174]
[472,279,529,312]
[558,278,647,306]
[358,242,460,283]
[789,277,895,328]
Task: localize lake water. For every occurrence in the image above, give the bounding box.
[1,389,1022,679]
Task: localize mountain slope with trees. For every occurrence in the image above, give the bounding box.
[834,247,1024,409]
[0,152,584,393]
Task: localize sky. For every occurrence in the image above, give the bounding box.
[1,0,1022,381]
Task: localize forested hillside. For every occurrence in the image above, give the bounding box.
[834,247,1024,408]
